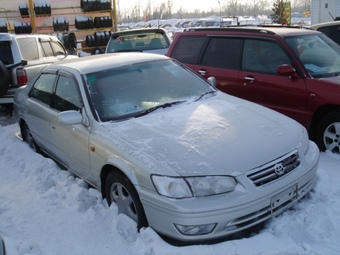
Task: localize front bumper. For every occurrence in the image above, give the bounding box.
[140,147,319,242]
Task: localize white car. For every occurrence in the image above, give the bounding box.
[0,33,78,104]
[13,53,319,243]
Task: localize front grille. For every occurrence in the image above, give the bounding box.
[246,150,300,187]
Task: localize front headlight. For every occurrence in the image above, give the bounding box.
[151,175,237,199]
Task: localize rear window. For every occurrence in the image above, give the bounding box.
[170,35,206,64]
[106,31,170,53]
[17,38,39,61]
[0,41,14,64]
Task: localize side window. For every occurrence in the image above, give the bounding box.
[40,41,54,57]
[0,41,14,64]
[201,37,243,69]
[51,41,66,55]
[29,73,56,105]
[170,36,206,64]
[54,76,82,112]
[242,39,291,74]
[17,38,39,61]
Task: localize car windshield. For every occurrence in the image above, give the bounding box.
[106,31,170,53]
[86,59,214,122]
[285,34,340,78]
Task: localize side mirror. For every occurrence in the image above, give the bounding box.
[58,110,83,125]
[207,76,217,88]
[277,64,297,77]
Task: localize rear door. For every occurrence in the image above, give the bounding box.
[24,72,57,150]
[191,36,243,95]
[166,34,206,71]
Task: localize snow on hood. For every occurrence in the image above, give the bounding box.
[101,93,305,177]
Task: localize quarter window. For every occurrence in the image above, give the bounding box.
[201,37,243,69]
[30,73,56,105]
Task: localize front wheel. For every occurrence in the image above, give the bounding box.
[315,111,340,154]
[105,172,148,230]
[22,122,40,153]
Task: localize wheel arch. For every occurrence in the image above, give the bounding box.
[100,162,139,199]
[18,118,27,140]
[309,104,340,140]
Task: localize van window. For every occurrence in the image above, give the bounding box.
[17,38,39,61]
[201,37,242,69]
[170,36,205,64]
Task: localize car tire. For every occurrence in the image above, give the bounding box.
[63,33,70,49]
[68,32,77,48]
[91,47,104,55]
[105,172,148,230]
[0,60,10,97]
[315,110,340,154]
[22,122,40,153]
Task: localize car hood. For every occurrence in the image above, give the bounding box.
[101,93,306,177]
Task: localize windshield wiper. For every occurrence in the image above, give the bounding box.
[135,101,184,118]
[195,90,216,101]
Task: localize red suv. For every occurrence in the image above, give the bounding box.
[166,26,340,154]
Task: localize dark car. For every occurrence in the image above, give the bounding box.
[166,26,340,154]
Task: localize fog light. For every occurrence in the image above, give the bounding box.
[174,223,216,236]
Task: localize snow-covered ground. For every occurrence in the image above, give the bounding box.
[0,123,339,255]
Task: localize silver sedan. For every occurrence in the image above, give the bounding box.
[13,53,319,243]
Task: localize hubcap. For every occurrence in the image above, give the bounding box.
[110,182,138,223]
[323,122,340,154]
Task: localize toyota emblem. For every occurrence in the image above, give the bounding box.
[274,163,285,176]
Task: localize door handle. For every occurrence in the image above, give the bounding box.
[244,76,255,82]
[49,125,55,130]
[198,70,207,76]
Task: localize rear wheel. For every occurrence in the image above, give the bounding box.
[0,60,10,97]
[22,122,40,153]
[105,172,148,230]
[315,111,340,154]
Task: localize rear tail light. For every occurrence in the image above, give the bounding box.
[16,68,27,85]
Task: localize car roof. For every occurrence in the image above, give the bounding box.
[0,32,60,41]
[182,26,322,37]
[47,52,169,74]
[310,20,340,29]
